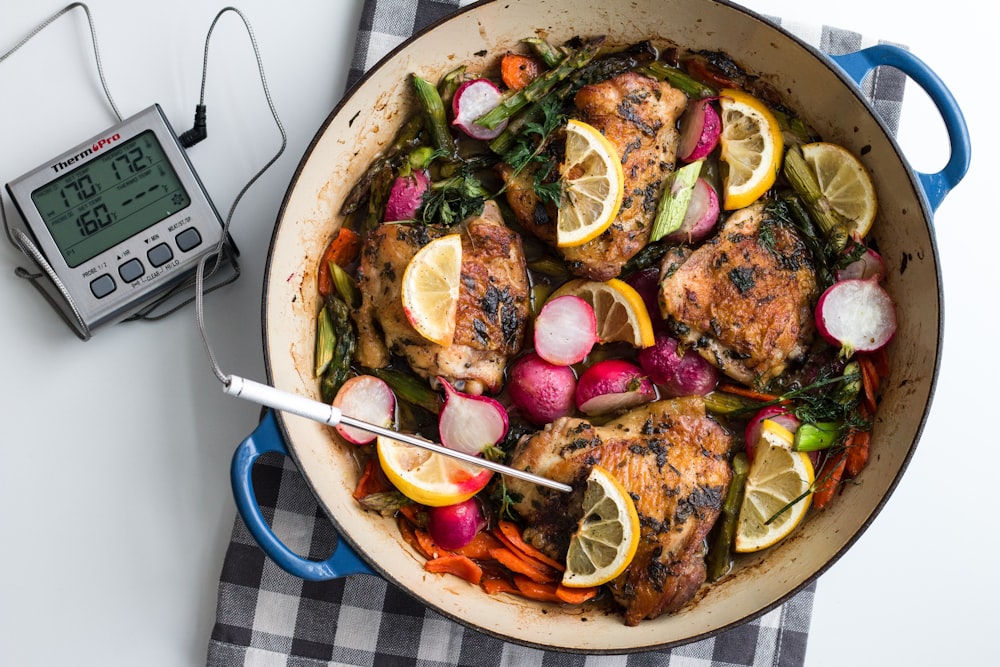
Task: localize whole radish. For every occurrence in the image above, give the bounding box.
[575,359,656,415]
[507,353,577,426]
[638,335,720,397]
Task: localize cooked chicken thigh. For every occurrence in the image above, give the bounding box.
[502,71,687,280]
[658,201,819,386]
[506,397,732,625]
[353,202,530,394]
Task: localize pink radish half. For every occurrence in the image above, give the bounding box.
[816,278,897,356]
[533,295,598,366]
[384,169,430,222]
[663,177,720,244]
[437,378,509,455]
[744,406,801,461]
[677,98,721,162]
[332,375,396,444]
[575,359,656,415]
[836,246,887,282]
[452,79,508,140]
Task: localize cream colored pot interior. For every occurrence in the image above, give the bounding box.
[262,0,938,652]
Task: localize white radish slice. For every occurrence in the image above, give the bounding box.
[836,246,887,282]
[452,78,508,140]
[533,295,598,366]
[663,177,720,244]
[332,375,396,445]
[815,278,897,355]
[437,378,509,455]
[677,98,721,162]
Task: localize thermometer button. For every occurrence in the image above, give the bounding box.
[147,242,174,268]
[90,274,117,299]
[119,258,145,283]
[176,227,202,252]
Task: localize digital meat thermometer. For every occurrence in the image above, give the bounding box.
[5,104,230,338]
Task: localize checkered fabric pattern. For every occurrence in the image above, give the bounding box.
[207,3,907,665]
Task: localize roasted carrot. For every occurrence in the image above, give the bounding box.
[453,530,505,561]
[554,584,599,605]
[716,382,784,404]
[397,515,423,556]
[353,457,391,500]
[845,428,872,478]
[489,547,559,584]
[414,528,443,560]
[511,575,563,602]
[396,502,425,528]
[480,570,520,595]
[867,346,890,378]
[857,354,880,415]
[500,52,543,90]
[494,521,565,571]
[812,450,847,510]
[425,553,483,585]
[317,227,362,296]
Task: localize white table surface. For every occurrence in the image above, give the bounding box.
[0,1,990,665]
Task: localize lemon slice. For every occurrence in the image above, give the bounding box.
[376,435,493,507]
[734,420,814,553]
[562,466,641,588]
[400,234,462,346]
[801,142,878,238]
[718,88,784,210]
[557,119,625,247]
[549,278,655,348]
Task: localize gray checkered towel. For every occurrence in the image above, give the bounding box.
[207,3,906,665]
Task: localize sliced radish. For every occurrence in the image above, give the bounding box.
[677,98,721,162]
[452,78,508,140]
[437,378,509,455]
[575,359,656,415]
[384,169,430,222]
[533,295,598,366]
[836,245,887,282]
[507,352,578,426]
[332,375,396,444]
[744,406,800,461]
[663,177,720,244]
[816,278,897,356]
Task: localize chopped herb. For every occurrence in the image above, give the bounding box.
[728,266,755,294]
[420,171,485,226]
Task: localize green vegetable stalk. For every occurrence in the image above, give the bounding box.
[707,452,750,581]
[319,293,357,403]
[412,74,457,158]
[640,61,716,99]
[340,114,423,216]
[782,145,850,251]
[650,160,703,242]
[793,422,842,452]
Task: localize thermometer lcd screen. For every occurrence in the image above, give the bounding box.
[30,131,192,268]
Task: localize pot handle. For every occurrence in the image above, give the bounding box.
[830,45,970,212]
[230,409,373,581]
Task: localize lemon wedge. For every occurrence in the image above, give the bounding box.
[562,466,641,588]
[376,435,493,507]
[718,89,784,210]
[734,419,814,553]
[800,141,878,238]
[557,119,625,247]
[400,234,462,346]
[549,278,655,348]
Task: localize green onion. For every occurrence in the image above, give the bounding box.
[793,422,842,452]
[650,160,703,242]
[314,305,335,377]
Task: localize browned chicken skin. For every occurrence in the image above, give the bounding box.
[658,202,819,386]
[353,202,530,394]
[502,71,687,280]
[506,397,733,625]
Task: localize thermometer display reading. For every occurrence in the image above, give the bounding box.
[30,131,192,268]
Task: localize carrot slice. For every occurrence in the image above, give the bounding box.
[500,53,543,90]
[554,584,598,605]
[716,382,784,404]
[489,547,559,584]
[453,530,504,561]
[845,428,872,478]
[495,521,565,571]
[396,503,425,528]
[812,450,847,510]
[480,570,520,595]
[857,354,880,415]
[397,515,424,556]
[425,553,483,585]
[512,575,564,603]
[317,227,362,296]
[353,457,391,500]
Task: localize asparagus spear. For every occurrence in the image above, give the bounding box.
[340,114,424,216]
[641,61,716,98]
[706,452,750,581]
[319,293,357,403]
[783,145,850,252]
[412,74,457,158]
[475,36,605,130]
